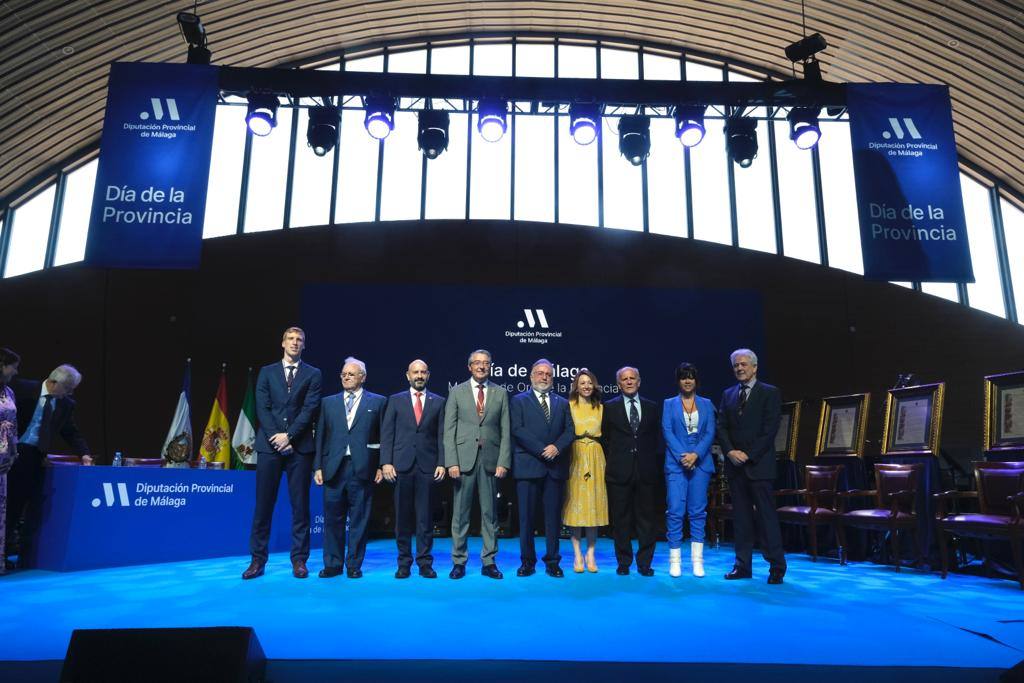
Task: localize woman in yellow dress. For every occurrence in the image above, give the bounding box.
[562,369,609,573]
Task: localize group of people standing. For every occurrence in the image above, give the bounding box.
[243,327,788,586]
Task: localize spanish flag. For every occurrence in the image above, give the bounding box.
[199,365,231,466]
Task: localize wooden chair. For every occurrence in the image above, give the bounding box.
[776,464,844,562]
[836,463,923,571]
[934,461,1024,590]
[45,454,82,466]
[123,457,165,467]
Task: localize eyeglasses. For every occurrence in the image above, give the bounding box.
[470,361,491,367]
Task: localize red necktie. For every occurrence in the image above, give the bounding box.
[476,384,485,417]
[414,392,424,425]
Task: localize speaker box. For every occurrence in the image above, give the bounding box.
[60,626,265,682]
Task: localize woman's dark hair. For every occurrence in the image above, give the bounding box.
[0,347,20,367]
[569,368,603,407]
[675,362,699,388]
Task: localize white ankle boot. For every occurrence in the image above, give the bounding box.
[669,547,682,577]
[691,542,705,577]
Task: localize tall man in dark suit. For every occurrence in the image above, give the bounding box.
[510,359,575,577]
[443,349,511,580]
[243,327,322,580]
[7,364,91,564]
[380,359,446,579]
[716,348,787,584]
[314,357,385,579]
[601,366,663,576]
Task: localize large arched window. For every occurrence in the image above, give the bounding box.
[3,35,1022,323]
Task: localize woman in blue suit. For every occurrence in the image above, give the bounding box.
[662,362,716,578]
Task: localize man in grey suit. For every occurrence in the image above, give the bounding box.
[443,349,512,580]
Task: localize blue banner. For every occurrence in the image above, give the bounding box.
[85,62,218,269]
[848,84,974,282]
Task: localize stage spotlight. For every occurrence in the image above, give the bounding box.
[363,96,395,140]
[725,116,758,168]
[569,104,600,146]
[307,105,340,157]
[673,105,706,148]
[177,12,210,65]
[477,99,508,142]
[417,110,450,159]
[785,32,828,63]
[788,107,822,150]
[245,94,278,137]
[618,115,651,166]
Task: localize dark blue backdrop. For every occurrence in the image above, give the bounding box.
[301,283,765,403]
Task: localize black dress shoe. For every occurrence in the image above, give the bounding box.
[616,565,630,576]
[292,560,309,579]
[545,565,564,578]
[395,567,411,579]
[241,560,265,580]
[318,566,343,578]
[419,566,437,579]
[347,568,363,579]
[449,564,466,580]
[516,564,536,577]
[724,567,753,580]
[638,567,654,577]
[481,564,504,579]
[768,568,786,585]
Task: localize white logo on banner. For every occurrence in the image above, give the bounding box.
[881,117,922,140]
[92,482,131,508]
[139,98,181,121]
[517,309,550,329]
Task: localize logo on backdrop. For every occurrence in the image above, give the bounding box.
[139,98,181,121]
[123,95,197,140]
[507,306,563,345]
[881,117,922,141]
[90,480,236,510]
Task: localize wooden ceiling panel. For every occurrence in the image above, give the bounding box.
[0,0,1021,204]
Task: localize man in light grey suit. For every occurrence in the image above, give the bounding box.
[443,349,512,580]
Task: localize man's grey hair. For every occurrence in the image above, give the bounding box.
[616,366,640,381]
[343,356,367,376]
[531,358,554,372]
[49,364,82,389]
[467,349,493,364]
[730,349,758,366]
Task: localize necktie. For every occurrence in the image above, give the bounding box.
[540,392,550,422]
[286,365,296,393]
[628,398,639,434]
[345,391,356,417]
[476,384,485,417]
[739,385,749,414]
[414,392,424,425]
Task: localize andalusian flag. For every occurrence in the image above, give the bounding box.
[231,369,257,469]
[199,366,231,466]
[161,360,193,465]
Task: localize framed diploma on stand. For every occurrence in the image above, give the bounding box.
[814,393,870,457]
[984,371,1024,458]
[775,401,802,461]
[881,382,945,457]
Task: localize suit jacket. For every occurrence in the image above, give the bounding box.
[662,394,717,474]
[601,394,663,485]
[314,390,386,482]
[443,379,512,474]
[510,390,575,480]
[716,380,782,481]
[380,389,445,474]
[255,360,322,455]
[12,378,90,455]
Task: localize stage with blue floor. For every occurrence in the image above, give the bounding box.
[1,538,1022,680]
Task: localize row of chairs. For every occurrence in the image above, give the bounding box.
[710,461,1024,589]
[45,454,224,468]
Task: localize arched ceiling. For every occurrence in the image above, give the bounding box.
[1,0,1021,206]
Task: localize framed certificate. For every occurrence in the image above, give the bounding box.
[814,393,870,457]
[881,382,945,456]
[984,371,1024,456]
[774,401,802,461]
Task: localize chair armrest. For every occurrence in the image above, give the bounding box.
[885,489,915,516]
[933,490,977,517]
[774,489,806,497]
[1009,491,1024,523]
[836,489,877,497]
